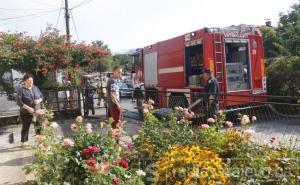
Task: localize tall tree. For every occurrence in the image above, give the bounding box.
[260,26,289,59]
[278,1,300,56]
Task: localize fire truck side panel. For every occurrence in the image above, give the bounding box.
[157,36,185,88]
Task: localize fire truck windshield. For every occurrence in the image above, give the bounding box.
[225,41,251,92]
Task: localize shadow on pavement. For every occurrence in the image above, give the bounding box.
[0,155,34,167]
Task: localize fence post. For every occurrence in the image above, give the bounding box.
[77,87,83,116]
[56,89,60,112]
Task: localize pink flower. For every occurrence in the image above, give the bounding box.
[85,123,93,133]
[178,107,184,112]
[89,146,100,153]
[270,136,276,143]
[179,118,186,123]
[243,129,255,139]
[35,135,46,141]
[148,99,155,105]
[142,103,149,109]
[225,121,233,128]
[200,124,210,129]
[127,143,133,150]
[207,118,215,124]
[241,115,250,125]
[184,110,194,118]
[70,123,79,132]
[85,123,92,129]
[143,108,149,113]
[63,138,74,147]
[35,109,45,115]
[38,144,51,151]
[113,178,121,185]
[112,129,121,137]
[98,161,110,175]
[86,157,96,167]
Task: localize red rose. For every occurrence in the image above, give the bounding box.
[119,159,128,169]
[89,146,100,154]
[113,178,121,185]
[81,148,91,155]
[86,157,96,166]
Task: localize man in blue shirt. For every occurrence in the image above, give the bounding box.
[17,74,43,147]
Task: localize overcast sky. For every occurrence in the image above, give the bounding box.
[0,0,298,52]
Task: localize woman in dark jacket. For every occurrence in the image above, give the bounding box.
[17,74,43,147]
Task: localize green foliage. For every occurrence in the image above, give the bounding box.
[261,26,289,59]
[267,56,300,96]
[112,54,131,72]
[134,104,300,184]
[278,1,300,56]
[262,1,300,96]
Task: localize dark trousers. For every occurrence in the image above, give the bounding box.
[206,100,219,118]
[20,112,41,142]
[84,98,95,116]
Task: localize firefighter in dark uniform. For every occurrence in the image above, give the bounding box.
[202,68,219,117]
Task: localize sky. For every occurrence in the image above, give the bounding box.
[0,0,298,52]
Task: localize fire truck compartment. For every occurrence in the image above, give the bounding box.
[185,41,204,87]
[143,52,158,87]
[225,41,251,92]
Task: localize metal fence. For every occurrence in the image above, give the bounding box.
[1,87,299,147]
[1,87,299,121]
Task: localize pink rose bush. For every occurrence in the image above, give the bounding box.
[24,115,143,184]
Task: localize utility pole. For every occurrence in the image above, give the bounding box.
[64,0,70,42]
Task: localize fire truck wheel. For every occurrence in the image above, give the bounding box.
[168,93,189,109]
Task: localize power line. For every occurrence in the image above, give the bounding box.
[0,9,61,21]
[0,7,52,11]
[70,11,80,42]
[70,0,96,10]
[55,0,64,28]
[26,0,59,8]
[0,10,61,27]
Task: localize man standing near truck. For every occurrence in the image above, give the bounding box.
[202,68,219,117]
[107,66,122,129]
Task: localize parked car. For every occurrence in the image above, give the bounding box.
[117,83,133,97]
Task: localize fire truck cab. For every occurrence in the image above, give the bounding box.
[131,25,267,111]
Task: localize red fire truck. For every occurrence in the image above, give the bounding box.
[131,25,267,111]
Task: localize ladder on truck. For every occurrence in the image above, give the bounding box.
[212,28,225,108]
